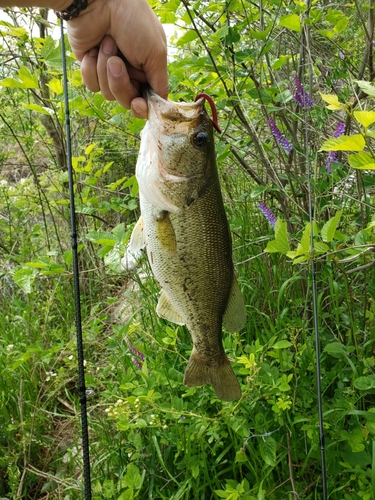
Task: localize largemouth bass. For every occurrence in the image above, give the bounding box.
[129,90,246,401]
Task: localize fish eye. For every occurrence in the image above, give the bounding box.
[192,131,208,148]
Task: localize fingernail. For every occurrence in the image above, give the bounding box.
[102,37,115,55]
[131,100,148,119]
[132,102,143,115]
[108,59,122,77]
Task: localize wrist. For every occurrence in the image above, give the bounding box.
[55,0,88,20]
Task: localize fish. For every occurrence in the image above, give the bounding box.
[129,89,246,401]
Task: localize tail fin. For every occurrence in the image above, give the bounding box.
[183,349,241,402]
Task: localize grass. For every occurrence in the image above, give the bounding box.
[2,159,375,499]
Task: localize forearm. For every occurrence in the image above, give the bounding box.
[0,0,72,12]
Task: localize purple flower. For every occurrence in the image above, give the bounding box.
[291,75,314,109]
[132,356,143,370]
[339,51,345,60]
[326,121,345,173]
[334,121,345,138]
[268,118,293,153]
[258,202,277,228]
[125,338,145,361]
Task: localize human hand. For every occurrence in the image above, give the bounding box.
[66,0,169,118]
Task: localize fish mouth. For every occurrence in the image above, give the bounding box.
[144,88,206,124]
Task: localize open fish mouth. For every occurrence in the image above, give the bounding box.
[145,88,205,124]
[144,87,222,133]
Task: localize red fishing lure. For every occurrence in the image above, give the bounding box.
[195,93,222,134]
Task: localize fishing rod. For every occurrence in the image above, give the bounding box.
[60,19,92,500]
[303,19,328,499]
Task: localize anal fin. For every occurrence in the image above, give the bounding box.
[183,348,241,402]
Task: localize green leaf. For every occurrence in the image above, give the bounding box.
[334,16,349,33]
[353,375,375,390]
[279,14,301,32]
[103,161,114,173]
[314,241,329,254]
[72,156,86,171]
[273,340,292,349]
[235,450,248,463]
[24,104,54,116]
[191,463,200,479]
[102,479,115,498]
[319,135,365,152]
[47,78,63,95]
[85,143,96,156]
[40,264,65,275]
[271,55,288,70]
[250,186,268,198]
[216,25,229,40]
[344,428,366,453]
[348,152,375,170]
[265,219,290,254]
[259,436,277,466]
[117,489,134,500]
[106,175,128,190]
[19,65,39,88]
[123,464,142,490]
[215,491,230,499]
[12,267,38,293]
[294,223,311,257]
[354,111,375,128]
[176,30,199,46]
[316,29,335,39]
[259,40,273,57]
[6,25,27,37]
[341,449,371,467]
[249,25,272,40]
[112,223,128,243]
[324,342,346,356]
[321,210,342,242]
[354,230,368,246]
[39,36,63,67]
[86,230,117,246]
[0,77,26,88]
[356,80,375,98]
[319,93,345,111]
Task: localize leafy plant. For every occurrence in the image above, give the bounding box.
[1,1,375,499]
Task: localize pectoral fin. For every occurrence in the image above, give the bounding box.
[223,277,247,332]
[129,216,146,253]
[156,213,177,254]
[156,290,185,325]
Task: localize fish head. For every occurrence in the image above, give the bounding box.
[136,90,218,213]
